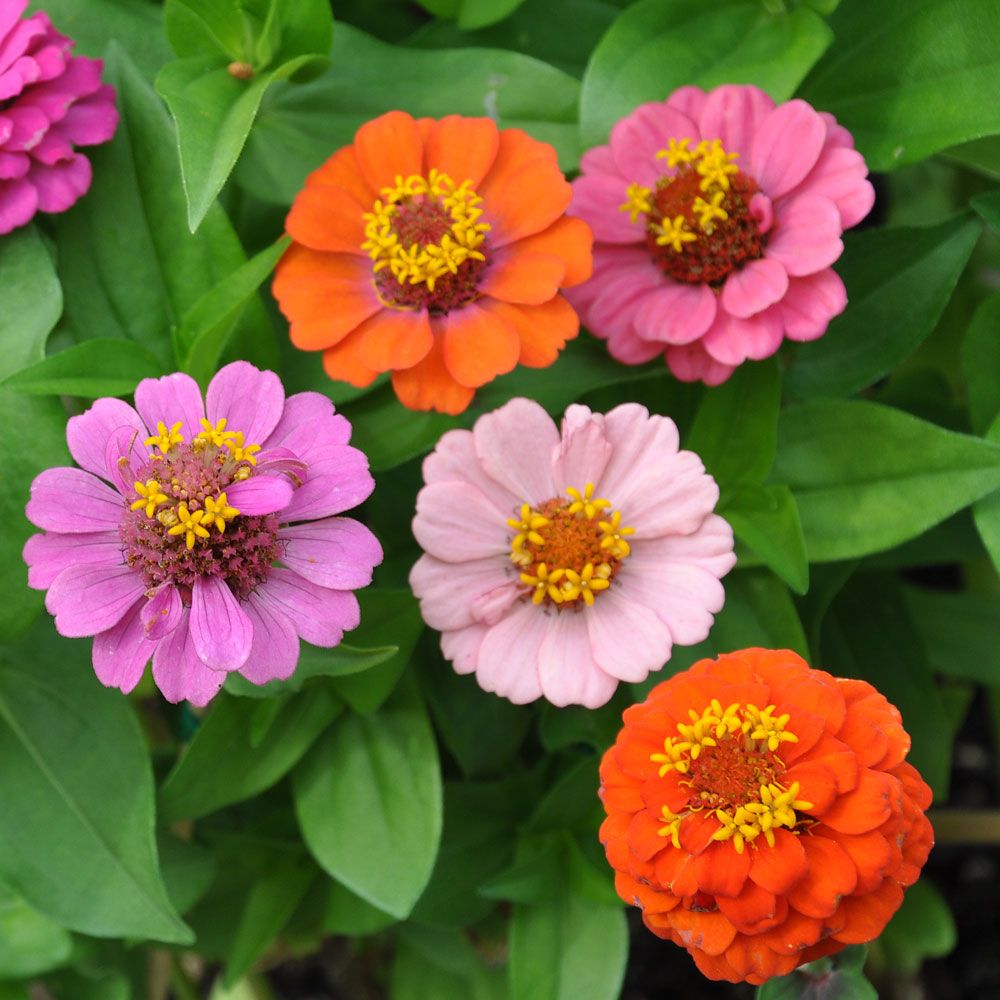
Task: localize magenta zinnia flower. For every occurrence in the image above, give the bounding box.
[24,362,383,705]
[568,84,874,385]
[410,398,736,707]
[0,0,118,236]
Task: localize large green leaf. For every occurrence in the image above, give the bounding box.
[786,215,982,398]
[293,676,442,919]
[0,884,72,979]
[773,400,1000,562]
[962,292,1000,435]
[0,629,191,943]
[800,0,1000,171]
[876,881,956,973]
[756,945,875,1000]
[579,0,832,148]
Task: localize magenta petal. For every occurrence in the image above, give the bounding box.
[750,100,827,200]
[226,475,293,515]
[263,391,352,460]
[66,397,144,479]
[0,176,37,234]
[0,2,30,43]
[238,594,299,685]
[256,567,360,646]
[134,371,205,442]
[767,195,843,277]
[279,444,374,521]
[698,84,774,162]
[279,517,383,589]
[141,583,182,641]
[152,608,226,706]
[633,282,717,345]
[28,153,91,212]
[537,609,617,709]
[720,258,790,319]
[46,562,145,638]
[56,88,118,146]
[92,599,154,694]
[23,529,122,589]
[27,467,124,533]
[206,360,285,445]
[104,424,149,496]
[702,308,784,366]
[189,576,252,672]
[780,269,847,342]
[664,341,735,386]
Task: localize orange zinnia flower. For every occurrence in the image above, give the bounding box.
[599,648,933,986]
[272,111,593,414]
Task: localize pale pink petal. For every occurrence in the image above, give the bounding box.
[190,575,252,672]
[597,403,678,497]
[780,269,847,342]
[703,307,785,366]
[474,600,545,704]
[92,599,154,695]
[104,424,148,496]
[750,100,827,200]
[279,444,374,521]
[698,84,774,162]
[238,594,299,685]
[23,530,121,589]
[134,372,205,442]
[441,625,488,676]
[767,195,843,276]
[633,281,718,344]
[609,102,699,188]
[569,172,644,243]
[413,481,509,563]
[472,398,558,504]
[226,475,294,515]
[410,553,516,631]
[553,405,612,492]
[279,517,383,589]
[206,361,285,446]
[586,585,673,683]
[665,341,735,385]
[26,467,124,533]
[263,391,352,458]
[422,427,519,513]
[66,397,144,479]
[537,609,618,708]
[787,146,874,229]
[140,583,182,640]
[638,514,738,579]
[666,85,708,120]
[152,608,226,706]
[45,562,144,638]
[720,257,789,319]
[255,567,360,647]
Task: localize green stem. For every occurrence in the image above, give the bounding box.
[930,808,1000,844]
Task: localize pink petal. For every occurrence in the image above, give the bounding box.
[255,567,360,647]
[152,608,226,706]
[104,424,149,496]
[263,391,352,459]
[134,372,205,442]
[537,608,618,708]
[819,111,855,151]
[422,427,519,514]
[609,102,699,188]
[441,624,488,676]
[633,281,718,344]
[666,86,708,120]
[26,467,124,533]
[92,599,155,694]
[413,481,509,562]
[698,85,775,162]
[66,397,145,479]
[720,257,789,319]
[410,553,515,631]
[640,513,738,578]
[586,586,674,683]
[0,1,30,44]
[28,153,91,213]
[141,583,182,640]
[780,268,847,342]
[226,475,293,515]
[664,341,735,386]
[702,308,785,365]
[569,172,644,243]
[0,150,29,179]
[190,575,252,672]
[598,403,677,497]
[279,516,383,589]
[54,87,118,147]
[206,361,285,446]
[788,146,875,229]
[23,530,122,589]
[554,405,612,493]
[0,176,37,234]
[750,100,827,200]
[767,195,843,277]
[472,398,558,505]
[750,192,774,234]
[279,444,373,521]
[45,562,145,638]
[238,594,299,685]
[474,600,545,704]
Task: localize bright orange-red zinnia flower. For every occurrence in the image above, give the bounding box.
[272,111,593,414]
[599,648,933,986]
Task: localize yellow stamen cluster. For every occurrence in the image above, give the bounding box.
[195,418,234,448]
[224,431,260,466]
[203,492,240,533]
[657,804,683,849]
[130,479,167,518]
[168,502,211,550]
[566,483,611,519]
[620,182,654,223]
[361,170,490,291]
[598,510,635,559]
[712,782,814,854]
[145,421,184,454]
[655,215,697,252]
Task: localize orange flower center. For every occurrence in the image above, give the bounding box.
[651,699,814,853]
[361,169,491,313]
[619,138,764,286]
[507,483,634,608]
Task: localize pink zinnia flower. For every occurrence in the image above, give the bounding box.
[0,0,118,236]
[24,362,383,705]
[568,84,874,385]
[409,398,736,707]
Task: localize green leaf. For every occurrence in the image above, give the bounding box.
[323,880,396,936]
[458,0,528,30]
[877,880,956,973]
[962,292,1000,434]
[786,215,982,398]
[773,400,1000,562]
[159,833,217,916]
[391,926,507,1000]
[293,676,442,919]
[971,189,1000,232]
[159,689,341,821]
[800,0,1000,171]
[711,568,809,658]
[0,883,72,978]
[479,837,563,904]
[580,0,832,148]
[2,340,163,398]
[0,627,191,943]
[945,135,1000,182]
[757,947,876,999]
[523,756,600,835]
[239,23,582,203]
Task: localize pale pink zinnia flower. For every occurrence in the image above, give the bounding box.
[568,84,874,385]
[0,0,118,235]
[24,362,382,705]
[409,398,736,707]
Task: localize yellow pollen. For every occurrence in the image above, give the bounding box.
[620,182,653,223]
[145,421,184,454]
[203,493,240,534]
[654,215,697,253]
[598,510,636,559]
[519,563,565,605]
[223,431,261,466]
[657,805,683,849]
[695,139,740,192]
[692,190,729,232]
[195,418,236,448]
[167,503,211,550]
[656,138,695,169]
[565,483,611,520]
[130,479,167,518]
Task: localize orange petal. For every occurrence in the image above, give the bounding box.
[391,327,475,414]
[510,216,594,287]
[322,331,379,388]
[749,828,808,895]
[824,830,893,895]
[832,878,904,944]
[286,184,367,254]
[654,848,699,898]
[694,841,751,898]
[308,145,374,203]
[669,907,738,957]
[356,307,433,371]
[441,302,519,388]
[690,948,744,985]
[717,879,783,934]
[724,934,797,985]
[480,295,578,369]
[353,110,423,192]
[616,871,681,915]
[677,810,719,856]
[627,809,669,863]
[787,834,858,918]
[819,769,896,835]
[760,905,825,957]
[783,758,840,816]
[425,115,499,188]
[479,251,566,305]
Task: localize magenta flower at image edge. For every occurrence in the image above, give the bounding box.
[0,0,118,235]
[567,84,875,385]
[23,362,383,706]
[409,397,737,708]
